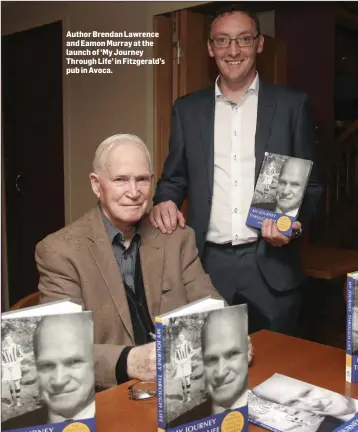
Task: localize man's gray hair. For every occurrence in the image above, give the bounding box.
[92,134,152,174]
[33,313,94,360]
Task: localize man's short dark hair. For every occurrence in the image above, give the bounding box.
[209,5,261,36]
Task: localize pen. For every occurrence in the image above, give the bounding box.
[149,332,156,341]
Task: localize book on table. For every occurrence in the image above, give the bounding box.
[1,299,96,432]
[155,296,248,432]
[249,373,358,432]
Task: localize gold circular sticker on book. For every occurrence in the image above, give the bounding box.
[62,422,90,432]
[221,411,245,432]
[276,215,291,232]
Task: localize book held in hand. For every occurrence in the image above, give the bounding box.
[155,297,248,432]
[246,152,313,236]
[249,373,358,432]
[1,299,96,432]
[346,271,358,383]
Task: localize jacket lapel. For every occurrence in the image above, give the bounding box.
[200,87,216,196]
[255,80,277,181]
[138,217,164,320]
[87,207,134,342]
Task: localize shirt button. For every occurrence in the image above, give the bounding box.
[233,155,237,161]
[124,255,128,260]
[233,131,237,136]
[234,181,238,186]
[235,235,239,240]
[234,208,238,213]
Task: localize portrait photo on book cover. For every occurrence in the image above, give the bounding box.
[164,305,248,428]
[1,312,95,431]
[251,153,312,218]
[249,374,358,432]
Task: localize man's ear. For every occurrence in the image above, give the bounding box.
[207,39,215,58]
[89,173,100,199]
[257,34,264,54]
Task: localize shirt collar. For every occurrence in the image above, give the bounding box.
[100,206,140,245]
[215,72,259,100]
[212,390,248,414]
[275,207,298,217]
[48,400,96,423]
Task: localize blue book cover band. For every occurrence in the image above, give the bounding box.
[5,418,96,432]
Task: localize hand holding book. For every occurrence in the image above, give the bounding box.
[261,219,302,247]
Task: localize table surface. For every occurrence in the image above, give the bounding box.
[302,245,358,279]
[95,330,358,431]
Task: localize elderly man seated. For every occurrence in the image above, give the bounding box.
[35,134,224,389]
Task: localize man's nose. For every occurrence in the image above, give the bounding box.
[299,396,322,409]
[228,39,241,57]
[50,366,70,388]
[126,179,140,197]
[281,184,291,196]
[213,358,228,380]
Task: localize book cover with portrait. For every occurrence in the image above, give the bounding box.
[249,373,358,432]
[1,300,96,432]
[246,152,313,236]
[346,271,358,383]
[155,298,248,432]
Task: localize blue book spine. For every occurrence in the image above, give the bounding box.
[346,273,358,382]
[156,318,166,432]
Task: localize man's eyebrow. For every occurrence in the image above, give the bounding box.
[212,31,254,37]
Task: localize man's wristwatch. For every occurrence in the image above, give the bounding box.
[292,227,303,239]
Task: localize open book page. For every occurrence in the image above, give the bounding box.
[2,299,82,319]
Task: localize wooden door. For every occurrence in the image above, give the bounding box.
[257,34,287,85]
[2,21,65,308]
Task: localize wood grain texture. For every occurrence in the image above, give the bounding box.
[95,330,358,431]
[302,245,358,279]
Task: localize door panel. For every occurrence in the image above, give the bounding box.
[2,21,65,307]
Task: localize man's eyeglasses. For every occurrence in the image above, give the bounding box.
[128,381,156,400]
[210,34,260,49]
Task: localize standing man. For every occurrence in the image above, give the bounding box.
[2,334,24,407]
[150,5,322,334]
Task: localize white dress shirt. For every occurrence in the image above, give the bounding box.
[207,73,259,245]
[48,400,95,423]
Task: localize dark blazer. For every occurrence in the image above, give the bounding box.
[154,80,323,292]
[2,406,48,430]
[251,201,277,212]
[316,415,343,431]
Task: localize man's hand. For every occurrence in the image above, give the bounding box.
[149,201,186,234]
[261,219,302,247]
[127,343,156,382]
